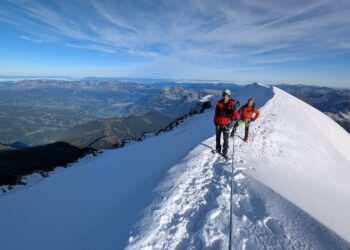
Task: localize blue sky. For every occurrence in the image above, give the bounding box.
[0,0,349,87]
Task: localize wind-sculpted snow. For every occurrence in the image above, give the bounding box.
[128,144,349,249]
[242,87,350,243]
[127,85,350,249]
[1,84,349,250]
[127,87,350,249]
[0,94,220,250]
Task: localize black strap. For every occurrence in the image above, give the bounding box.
[216,100,237,120]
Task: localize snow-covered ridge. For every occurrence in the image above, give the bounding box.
[0,84,349,250]
[127,86,350,249]
[244,87,350,242]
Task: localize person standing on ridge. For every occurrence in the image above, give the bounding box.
[214,89,240,158]
[230,98,260,142]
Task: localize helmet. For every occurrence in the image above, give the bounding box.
[222,89,231,96]
[248,98,254,102]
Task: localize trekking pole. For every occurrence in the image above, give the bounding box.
[228,134,234,250]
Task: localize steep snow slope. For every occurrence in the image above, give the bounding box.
[0,84,349,250]
[240,87,350,243]
[127,86,350,249]
[0,105,218,250]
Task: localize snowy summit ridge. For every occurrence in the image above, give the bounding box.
[0,84,349,250]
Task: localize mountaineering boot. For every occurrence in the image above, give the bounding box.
[229,131,234,139]
[243,126,249,142]
[230,125,237,139]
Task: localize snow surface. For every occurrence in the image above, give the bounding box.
[127,86,350,249]
[199,95,213,102]
[0,84,350,250]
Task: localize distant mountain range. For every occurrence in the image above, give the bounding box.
[0,80,226,147]
[58,111,174,149]
[1,79,348,187]
[276,84,350,132]
[0,79,221,185]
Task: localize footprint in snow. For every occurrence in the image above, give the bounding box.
[233,172,246,181]
[241,238,259,250]
[264,217,284,235]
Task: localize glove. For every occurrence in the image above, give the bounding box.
[250,118,255,122]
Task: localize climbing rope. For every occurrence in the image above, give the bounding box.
[228,136,235,250]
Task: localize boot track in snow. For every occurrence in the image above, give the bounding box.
[127,87,350,249]
[127,133,349,249]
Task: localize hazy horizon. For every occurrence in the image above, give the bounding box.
[0,0,349,88]
[1,75,349,89]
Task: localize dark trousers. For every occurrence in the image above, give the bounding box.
[215,123,231,154]
[231,119,250,140]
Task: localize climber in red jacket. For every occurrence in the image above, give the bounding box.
[230,98,259,142]
[214,89,240,158]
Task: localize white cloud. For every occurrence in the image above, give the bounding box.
[0,0,350,85]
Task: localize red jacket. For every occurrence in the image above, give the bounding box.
[239,104,260,121]
[214,99,240,125]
